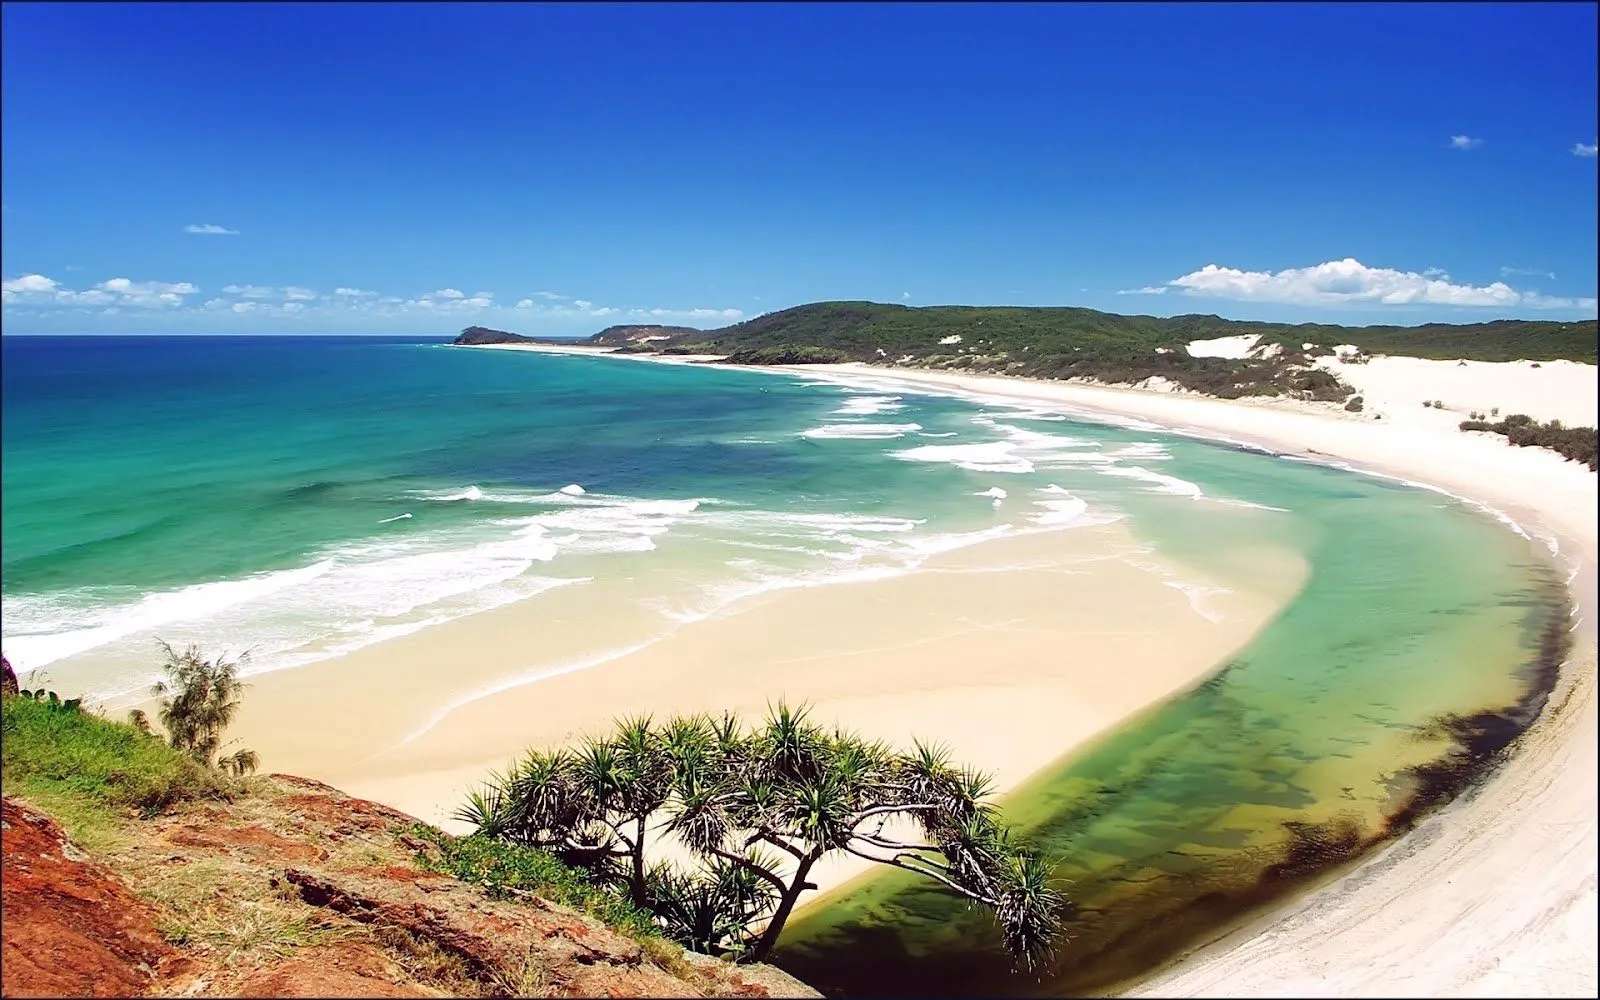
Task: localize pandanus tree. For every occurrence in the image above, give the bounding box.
[457,702,1063,966]
[129,641,260,777]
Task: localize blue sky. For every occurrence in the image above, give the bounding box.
[2,2,1595,335]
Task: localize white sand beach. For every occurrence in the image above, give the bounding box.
[246,342,1596,996]
[777,358,1598,999]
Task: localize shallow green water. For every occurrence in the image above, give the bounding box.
[774,441,1564,998]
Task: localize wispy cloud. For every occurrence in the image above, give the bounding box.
[1114,286,1168,296]
[1500,265,1556,281]
[183,224,239,235]
[402,289,493,311]
[1142,258,1596,313]
[5,274,752,328]
[1573,139,1599,158]
[1449,135,1484,151]
[901,292,912,301]
[3,273,200,308]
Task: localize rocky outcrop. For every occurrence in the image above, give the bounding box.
[453,326,535,345]
[0,778,818,998]
[1,799,188,997]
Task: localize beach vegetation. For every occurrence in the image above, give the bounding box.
[1459,414,1598,471]
[455,703,1063,968]
[2,681,226,820]
[146,640,261,777]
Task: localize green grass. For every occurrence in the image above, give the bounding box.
[1,694,228,821]
[408,826,662,942]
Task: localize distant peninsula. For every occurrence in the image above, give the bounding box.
[454,301,1597,401]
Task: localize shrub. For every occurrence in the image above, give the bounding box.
[142,641,259,777]
[1460,415,1598,471]
[410,826,662,942]
[1344,396,1364,412]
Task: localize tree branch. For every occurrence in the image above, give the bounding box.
[847,803,939,829]
[707,846,790,896]
[841,844,994,905]
[742,828,806,862]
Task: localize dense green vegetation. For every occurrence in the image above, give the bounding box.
[1460,414,1599,471]
[551,302,1593,400]
[2,685,227,819]
[455,704,1061,966]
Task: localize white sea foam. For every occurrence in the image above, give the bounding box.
[377,512,413,524]
[1097,465,1289,512]
[2,559,336,674]
[1100,465,1207,499]
[426,485,484,502]
[801,422,923,440]
[560,483,586,496]
[975,487,1008,506]
[832,395,904,416]
[891,441,1036,474]
[1031,485,1090,526]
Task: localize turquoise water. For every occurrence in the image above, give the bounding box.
[1,336,1561,995]
[2,335,1309,697]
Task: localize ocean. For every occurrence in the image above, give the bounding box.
[0,335,1564,995]
[1,334,1297,693]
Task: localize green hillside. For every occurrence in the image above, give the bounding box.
[578,302,1595,400]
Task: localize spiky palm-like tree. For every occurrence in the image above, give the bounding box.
[456,702,1064,967]
[143,640,259,776]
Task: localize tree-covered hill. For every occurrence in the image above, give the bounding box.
[555,302,1595,401]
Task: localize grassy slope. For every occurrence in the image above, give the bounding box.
[0,697,668,949]
[1,695,228,846]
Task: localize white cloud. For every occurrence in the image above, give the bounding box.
[1422,267,1449,279]
[1115,286,1168,296]
[1157,258,1597,312]
[283,286,317,301]
[1449,135,1484,150]
[231,302,255,314]
[184,224,239,235]
[4,273,200,309]
[515,298,536,309]
[901,292,912,301]
[433,288,465,300]
[1573,140,1598,158]
[333,287,377,298]
[1519,290,1600,311]
[1500,266,1555,281]
[222,284,277,300]
[573,299,593,310]
[281,302,306,314]
[2,273,60,299]
[534,291,566,301]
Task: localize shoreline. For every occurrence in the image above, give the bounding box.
[229,520,1307,909]
[774,362,1598,998]
[459,343,1595,995]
